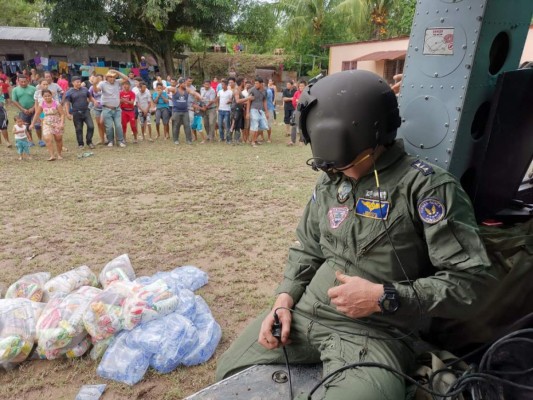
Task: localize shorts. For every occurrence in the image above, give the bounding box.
[155,108,171,125]
[191,115,203,131]
[19,111,34,125]
[16,138,30,154]
[250,108,269,131]
[0,108,7,130]
[2,92,9,100]
[92,108,103,118]
[284,109,294,125]
[139,112,151,125]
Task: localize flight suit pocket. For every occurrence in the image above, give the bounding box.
[425,219,469,267]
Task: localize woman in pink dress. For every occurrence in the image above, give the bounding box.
[30,89,65,161]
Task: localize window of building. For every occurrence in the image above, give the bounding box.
[341,60,358,71]
[384,59,405,83]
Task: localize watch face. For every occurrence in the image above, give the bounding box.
[381,294,399,313]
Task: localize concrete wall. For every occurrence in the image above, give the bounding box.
[328,37,408,75]
[0,41,130,63]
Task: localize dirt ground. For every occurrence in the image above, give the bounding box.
[0,105,317,400]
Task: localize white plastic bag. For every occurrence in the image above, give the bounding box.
[5,272,51,302]
[44,266,98,298]
[99,254,135,289]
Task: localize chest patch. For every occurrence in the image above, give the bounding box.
[365,189,387,201]
[337,180,352,203]
[418,198,446,224]
[328,206,350,229]
[355,198,390,220]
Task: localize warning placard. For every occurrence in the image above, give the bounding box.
[423,28,454,55]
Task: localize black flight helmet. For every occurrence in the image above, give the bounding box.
[296,70,401,172]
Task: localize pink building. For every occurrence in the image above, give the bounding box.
[327,25,533,82]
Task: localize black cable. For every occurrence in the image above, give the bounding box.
[479,329,533,371]
[282,345,293,400]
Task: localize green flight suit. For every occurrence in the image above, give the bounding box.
[216,140,494,399]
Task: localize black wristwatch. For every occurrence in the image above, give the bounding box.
[378,284,400,314]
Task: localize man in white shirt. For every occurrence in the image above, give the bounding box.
[136,81,153,141]
[216,79,232,142]
[200,80,217,142]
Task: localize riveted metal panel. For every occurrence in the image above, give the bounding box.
[397,0,533,179]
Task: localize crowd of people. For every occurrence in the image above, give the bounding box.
[0,64,309,161]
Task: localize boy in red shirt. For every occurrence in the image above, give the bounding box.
[0,75,11,106]
[57,74,69,96]
[120,80,138,142]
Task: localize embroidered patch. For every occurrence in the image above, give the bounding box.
[418,198,446,224]
[355,198,390,220]
[337,180,352,203]
[365,189,387,201]
[411,160,434,176]
[328,206,350,229]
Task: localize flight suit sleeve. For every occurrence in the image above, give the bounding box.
[393,179,496,320]
[275,188,326,303]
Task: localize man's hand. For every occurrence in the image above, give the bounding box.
[258,293,294,349]
[327,271,383,319]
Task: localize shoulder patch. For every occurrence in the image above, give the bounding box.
[411,160,434,176]
[418,198,446,224]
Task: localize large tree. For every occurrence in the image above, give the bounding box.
[43,0,241,76]
[1,0,42,27]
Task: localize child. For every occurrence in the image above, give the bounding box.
[13,116,31,160]
[0,91,10,147]
[120,80,138,143]
[191,98,206,144]
[30,89,65,161]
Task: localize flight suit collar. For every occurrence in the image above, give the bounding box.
[372,139,406,174]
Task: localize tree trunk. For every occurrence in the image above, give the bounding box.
[162,49,175,78]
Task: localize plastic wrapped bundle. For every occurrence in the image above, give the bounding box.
[89,336,113,360]
[182,296,222,366]
[149,313,199,374]
[5,272,51,302]
[44,266,98,298]
[169,266,208,292]
[84,279,178,342]
[36,286,101,358]
[122,279,179,330]
[83,281,133,342]
[97,331,150,386]
[174,289,196,320]
[76,384,106,400]
[125,318,165,355]
[0,299,45,368]
[37,334,92,360]
[99,254,135,289]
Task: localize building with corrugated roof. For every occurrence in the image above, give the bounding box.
[0,26,130,63]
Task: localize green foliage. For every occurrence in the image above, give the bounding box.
[386,0,416,37]
[43,0,242,74]
[1,0,43,27]
[234,2,279,54]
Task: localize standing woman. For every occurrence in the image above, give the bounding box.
[30,89,65,161]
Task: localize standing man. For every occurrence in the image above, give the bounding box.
[168,78,201,145]
[185,77,197,139]
[79,61,91,83]
[64,76,96,149]
[152,82,169,141]
[248,77,269,148]
[216,70,495,399]
[44,71,63,101]
[93,69,129,147]
[136,81,153,141]
[200,80,217,142]
[288,80,307,146]
[0,69,11,106]
[282,81,296,138]
[216,79,232,143]
[11,75,38,146]
[139,56,150,85]
[229,77,246,145]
